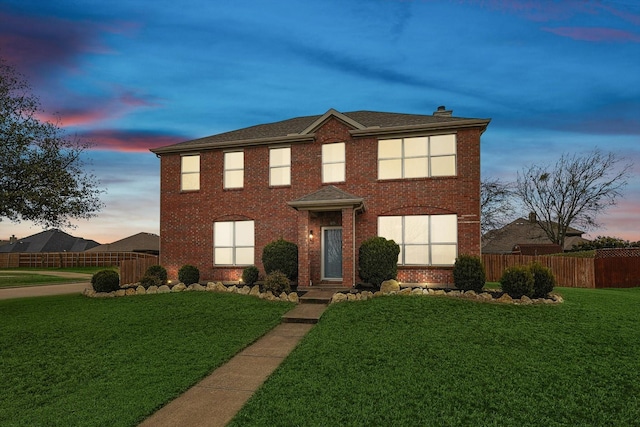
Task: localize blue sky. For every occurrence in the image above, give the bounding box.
[1,0,639,243]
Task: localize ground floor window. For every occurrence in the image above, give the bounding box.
[214,220,255,266]
[378,214,457,266]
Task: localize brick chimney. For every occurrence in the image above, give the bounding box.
[9,235,17,244]
[529,212,537,223]
[433,105,453,117]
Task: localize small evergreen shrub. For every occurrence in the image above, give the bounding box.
[453,255,486,292]
[91,269,120,293]
[139,275,162,289]
[500,265,534,298]
[242,265,260,286]
[262,238,298,281]
[358,237,400,288]
[263,270,291,296]
[529,262,555,298]
[178,264,200,285]
[144,265,167,285]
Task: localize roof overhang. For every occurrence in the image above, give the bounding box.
[150,133,316,155]
[350,118,491,138]
[287,198,365,212]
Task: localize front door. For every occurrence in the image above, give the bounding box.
[322,227,342,280]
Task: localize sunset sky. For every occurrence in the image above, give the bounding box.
[1,0,639,244]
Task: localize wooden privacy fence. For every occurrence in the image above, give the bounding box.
[483,250,640,288]
[482,254,595,288]
[0,252,157,269]
[120,257,160,285]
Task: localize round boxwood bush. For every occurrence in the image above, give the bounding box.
[529,262,555,298]
[144,264,167,285]
[91,269,120,293]
[453,254,486,292]
[242,265,260,286]
[358,236,400,288]
[263,270,291,296]
[500,265,534,299]
[178,264,200,285]
[139,274,162,289]
[262,238,298,281]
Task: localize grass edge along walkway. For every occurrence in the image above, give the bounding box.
[230,287,640,426]
[0,292,294,427]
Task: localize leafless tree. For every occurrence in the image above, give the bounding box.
[481,177,516,235]
[515,149,631,247]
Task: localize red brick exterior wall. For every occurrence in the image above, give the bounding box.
[158,116,482,286]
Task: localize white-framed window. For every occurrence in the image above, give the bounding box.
[214,220,255,266]
[181,154,200,191]
[269,146,291,186]
[322,142,345,183]
[378,134,456,180]
[378,214,457,265]
[224,151,244,189]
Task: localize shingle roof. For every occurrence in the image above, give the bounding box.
[482,218,587,254]
[0,229,100,253]
[86,232,159,254]
[151,108,490,154]
[288,185,365,211]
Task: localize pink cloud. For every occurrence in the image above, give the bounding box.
[543,26,640,42]
[79,129,189,152]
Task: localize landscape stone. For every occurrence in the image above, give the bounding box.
[380,279,400,293]
[146,286,158,294]
[398,287,412,295]
[239,286,250,295]
[347,293,357,301]
[249,285,261,296]
[171,283,186,292]
[412,288,423,295]
[520,295,533,305]
[288,292,299,303]
[136,286,146,295]
[191,283,206,291]
[125,288,136,296]
[157,285,171,294]
[279,292,289,301]
[479,292,494,301]
[464,290,477,297]
[331,293,347,303]
[497,293,513,303]
[114,289,126,297]
[433,290,446,296]
[227,285,238,293]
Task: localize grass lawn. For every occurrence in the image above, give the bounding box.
[231,287,640,426]
[0,267,115,289]
[0,292,293,427]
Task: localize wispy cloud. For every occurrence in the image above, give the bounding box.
[79,129,190,152]
[542,26,640,42]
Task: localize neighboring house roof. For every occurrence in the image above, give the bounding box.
[150,108,491,154]
[482,217,588,254]
[0,229,100,253]
[86,232,159,254]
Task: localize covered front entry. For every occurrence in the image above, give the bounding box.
[322,227,342,280]
[288,186,365,288]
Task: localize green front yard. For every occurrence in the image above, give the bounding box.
[231,287,640,426]
[0,292,293,426]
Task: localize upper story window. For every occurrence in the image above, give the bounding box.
[378,134,456,180]
[214,220,255,266]
[180,154,200,191]
[224,151,244,189]
[322,142,345,183]
[378,214,458,266]
[269,147,291,186]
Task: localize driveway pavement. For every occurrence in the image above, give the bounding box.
[0,270,92,300]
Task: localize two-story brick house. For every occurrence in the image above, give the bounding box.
[150,107,490,288]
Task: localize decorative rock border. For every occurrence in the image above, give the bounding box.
[83,281,299,303]
[330,287,564,305]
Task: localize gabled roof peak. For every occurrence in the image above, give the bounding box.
[300,108,367,134]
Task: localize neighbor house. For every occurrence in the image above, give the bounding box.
[150,107,490,287]
[0,229,99,253]
[86,232,160,255]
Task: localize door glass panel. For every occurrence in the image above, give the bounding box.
[323,228,342,279]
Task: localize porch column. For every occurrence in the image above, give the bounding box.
[297,209,311,287]
[341,207,354,287]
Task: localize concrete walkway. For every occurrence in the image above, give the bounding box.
[139,289,333,427]
[0,270,92,300]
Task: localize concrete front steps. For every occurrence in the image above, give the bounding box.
[281,286,344,324]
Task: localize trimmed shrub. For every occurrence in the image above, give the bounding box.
[530,262,555,298]
[144,265,167,285]
[242,265,260,286]
[453,255,486,292]
[262,238,298,281]
[500,265,534,299]
[263,270,291,296]
[139,274,162,289]
[91,269,120,293]
[358,237,400,288]
[178,264,200,285]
